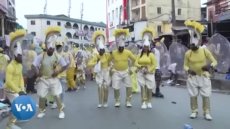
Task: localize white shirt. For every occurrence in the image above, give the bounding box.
[154,48,160,69]
[33,53,67,68]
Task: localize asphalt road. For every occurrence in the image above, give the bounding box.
[0,81,230,129]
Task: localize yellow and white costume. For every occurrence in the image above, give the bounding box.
[184,20,217,120]
[33,26,67,119]
[135,29,157,109]
[4,30,26,129]
[111,29,136,107]
[88,31,111,108]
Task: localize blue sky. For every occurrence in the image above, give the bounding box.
[16,0,207,28]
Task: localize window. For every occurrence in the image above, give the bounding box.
[157,7,161,14]
[31,32,36,36]
[141,6,146,19]
[57,22,61,26]
[47,21,50,25]
[178,9,181,15]
[142,0,145,4]
[157,25,162,33]
[31,20,35,25]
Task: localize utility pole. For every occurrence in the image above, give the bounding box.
[43,0,47,14]
[171,0,176,26]
[68,0,71,17]
[80,2,84,41]
[171,0,176,41]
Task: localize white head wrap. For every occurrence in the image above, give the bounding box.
[14,42,22,56]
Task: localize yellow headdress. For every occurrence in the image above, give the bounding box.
[9,29,26,44]
[184,20,205,45]
[92,30,105,47]
[141,28,155,40]
[113,29,129,47]
[9,29,26,58]
[44,26,61,49]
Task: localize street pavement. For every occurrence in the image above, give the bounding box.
[0,81,230,129]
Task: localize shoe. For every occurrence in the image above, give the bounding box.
[72,88,77,91]
[155,92,164,98]
[114,102,120,107]
[37,112,46,118]
[204,113,212,121]
[141,102,147,109]
[166,80,173,84]
[190,112,198,119]
[58,111,65,119]
[97,104,102,108]
[66,88,72,92]
[103,103,108,108]
[147,103,152,109]
[126,102,132,108]
[6,124,21,129]
[51,103,57,109]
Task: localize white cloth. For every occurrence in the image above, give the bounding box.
[137,72,156,90]
[168,63,177,74]
[112,70,131,90]
[36,78,62,98]
[187,75,212,97]
[154,48,160,69]
[94,61,101,73]
[96,68,111,86]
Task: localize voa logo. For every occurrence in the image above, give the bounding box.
[15,104,34,112]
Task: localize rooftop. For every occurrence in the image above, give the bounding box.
[24,14,106,28]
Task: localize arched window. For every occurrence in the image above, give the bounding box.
[90,26,94,32]
[66,32,72,39]
[73,23,79,29]
[65,22,72,28]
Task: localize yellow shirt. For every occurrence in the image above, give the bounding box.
[135,53,157,73]
[24,50,37,71]
[88,53,111,69]
[184,47,217,75]
[111,49,136,71]
[5,60,24,93]
[0,53,8,72]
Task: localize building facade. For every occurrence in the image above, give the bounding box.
[0,0,16,38]
[206,0,230,39]
[106,0,129,43]
[25,14,106,44]
[130,0,201,41]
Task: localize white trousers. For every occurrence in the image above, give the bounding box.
[36,78,62,98]
[4,90,19,103]
[187,75,212,97]
[112,70,131,90]
[137,72,156,90]
[95,68,111,87]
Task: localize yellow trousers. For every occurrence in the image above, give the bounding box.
[66,67,76,89]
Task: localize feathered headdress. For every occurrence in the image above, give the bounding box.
[113,29,129,47]
[184,20,205,45]
[92,30,105,47]
[9,29,26,44]
[44,26,61,49]
[141,28,155,40]
[9,29,26,58]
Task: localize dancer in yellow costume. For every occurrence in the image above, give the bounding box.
[33,26,67,119]
[110,29,136,108]
[88,31,111,108]
[184,20,217,121]
[5,30,27,129]
[135,29,157,109]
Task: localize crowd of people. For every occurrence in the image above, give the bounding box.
[0,20,218,129]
